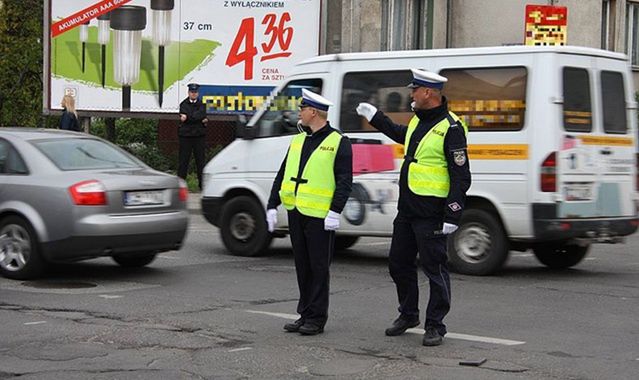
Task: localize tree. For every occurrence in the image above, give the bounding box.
[0,0,43,127]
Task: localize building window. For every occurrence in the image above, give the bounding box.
[626,1,639,66]
[381,0,431,51]
[602,0,616,50]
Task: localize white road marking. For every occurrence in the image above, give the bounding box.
[228,347,253,352]
[245,310,298,320]
[406,328,525,346]
[24,321,46,325]
[359,242,389,246]
[244,310,525,346]
[585,257,597,261]
[158,254,179,259]
[98,295,123,299]
[511,253,533,258]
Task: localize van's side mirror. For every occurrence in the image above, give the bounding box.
[235,114,256,140]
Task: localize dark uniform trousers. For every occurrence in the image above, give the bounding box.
[287,209,335,326]
[177,136,205,188]
[389,213,451,336]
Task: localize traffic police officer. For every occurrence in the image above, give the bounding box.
[356,69,471,346]
[266,89,353,335]
[178,83,208,189]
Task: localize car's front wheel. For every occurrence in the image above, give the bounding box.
[220,196,272,257]
[112,253,157,268]
[0,216,45,280]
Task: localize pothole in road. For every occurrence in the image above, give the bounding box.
[21,281,98,289]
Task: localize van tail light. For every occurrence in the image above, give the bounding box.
[178,178,188,202]
[69,180,107,205]
[541,152,557,192]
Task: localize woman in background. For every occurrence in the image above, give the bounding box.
[60,95,80,131]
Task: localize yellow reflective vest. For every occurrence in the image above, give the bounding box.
[405,112,468,197]
[279,131,342,218]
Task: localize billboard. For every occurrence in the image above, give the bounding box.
[44,0,321,115]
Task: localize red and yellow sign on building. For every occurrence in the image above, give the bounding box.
[525,4,567,46]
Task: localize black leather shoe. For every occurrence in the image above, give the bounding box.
[283,318,304,332]
[422,326,443,346]
[298,322,324,335]
[385,316,420,336]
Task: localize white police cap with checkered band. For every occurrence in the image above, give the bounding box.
[300,88,333,111]
[407,68,448,90]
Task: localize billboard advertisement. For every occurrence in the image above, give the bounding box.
[45,0,321,115]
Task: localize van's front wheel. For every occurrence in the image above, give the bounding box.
[447,209,509,276]
[532,243,590,269]
[220,196,272,257]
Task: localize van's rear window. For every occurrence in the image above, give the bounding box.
[601,71,627,134]
[441,67,527,131]
[563,67,592,132]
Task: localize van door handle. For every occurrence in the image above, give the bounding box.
[600,149,612,155]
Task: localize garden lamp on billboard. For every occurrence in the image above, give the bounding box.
[97,12,110,88]
[110,5,146,111]
[79,20,90,73]
[151,0,174,107]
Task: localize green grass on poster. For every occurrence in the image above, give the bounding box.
[51,27,220,92]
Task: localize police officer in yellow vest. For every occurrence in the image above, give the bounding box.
[266,89,353,335]
[356,69,471,346]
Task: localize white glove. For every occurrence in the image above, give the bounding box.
[324,210,341,231]
[266,209,277,233]
[442,223,458,235]
[356,102,377,122]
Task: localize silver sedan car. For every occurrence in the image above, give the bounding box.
[0,128,189,279]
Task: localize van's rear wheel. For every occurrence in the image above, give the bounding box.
[532,243,590,269]
[220,196,272,257]
[447,209,508,276]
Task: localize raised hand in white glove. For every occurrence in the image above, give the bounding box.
[266,209,278,233]
[442,223,458,235]
[324,210,341,231]
[355,102,378,122]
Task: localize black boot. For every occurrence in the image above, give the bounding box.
[422,326,443,346]
[298,322,324,335]
[283,318,305,332]
[385,316,420,336]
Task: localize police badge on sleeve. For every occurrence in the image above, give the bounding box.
[453,149,467,166]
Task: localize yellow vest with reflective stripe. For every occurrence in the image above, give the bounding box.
[279,131,342,218]
[405,112,468,197]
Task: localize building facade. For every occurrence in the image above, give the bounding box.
[321,0,639,85]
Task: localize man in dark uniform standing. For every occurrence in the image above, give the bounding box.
[266,89,352,335]
[356,69,471,346]
[178,83,208,189]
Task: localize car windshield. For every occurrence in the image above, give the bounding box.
[32,138,141,170]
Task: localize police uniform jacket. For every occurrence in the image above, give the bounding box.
[268,123,353,214]
[369,98,471,224]
[179,98,207,137]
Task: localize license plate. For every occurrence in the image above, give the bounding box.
[564,184,593,201]
[124,190,165,206]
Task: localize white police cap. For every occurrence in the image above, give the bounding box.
[407,68,448,90]
[300,88,333,111]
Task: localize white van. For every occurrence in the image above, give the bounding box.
[201,46,639,275]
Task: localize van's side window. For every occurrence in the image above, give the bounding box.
[562,67,592,132]
[440,67,527,131]
[600,71,628,134]
[254,79,323,138]
[340,71,413,131]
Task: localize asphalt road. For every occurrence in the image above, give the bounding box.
[1,209,638,379]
